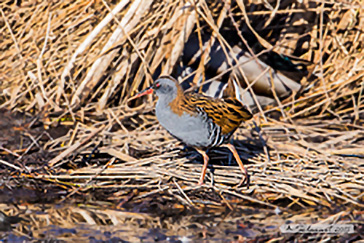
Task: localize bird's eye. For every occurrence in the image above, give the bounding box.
[154,82,161,89]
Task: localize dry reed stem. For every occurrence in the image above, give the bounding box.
[56,0,131,104]
[70,0,153,106]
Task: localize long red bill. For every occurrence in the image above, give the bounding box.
[128,86,154,101]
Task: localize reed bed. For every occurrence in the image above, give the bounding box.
[0,0,364,240]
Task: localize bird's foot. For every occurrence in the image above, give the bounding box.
[237,173,250,189]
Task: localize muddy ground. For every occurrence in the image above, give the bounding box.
[0,109,363,242]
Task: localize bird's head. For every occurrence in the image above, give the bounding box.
[129,76,180,102]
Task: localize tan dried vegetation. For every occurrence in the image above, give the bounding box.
[0,0,363,239]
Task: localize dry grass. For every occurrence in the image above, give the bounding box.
[0,0,364,239]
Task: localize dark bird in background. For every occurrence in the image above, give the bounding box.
[176,32,313,109]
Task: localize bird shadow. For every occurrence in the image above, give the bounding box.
[179,130,266,175]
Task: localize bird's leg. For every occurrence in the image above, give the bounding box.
[227,150,233,166]
[221,143,250,188]
[196,149,209,185]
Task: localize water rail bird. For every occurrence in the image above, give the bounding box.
[131,75,252,187]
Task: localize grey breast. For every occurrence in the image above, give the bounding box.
[155,100,213,148]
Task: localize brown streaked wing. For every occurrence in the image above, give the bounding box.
[185,93,252,135]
